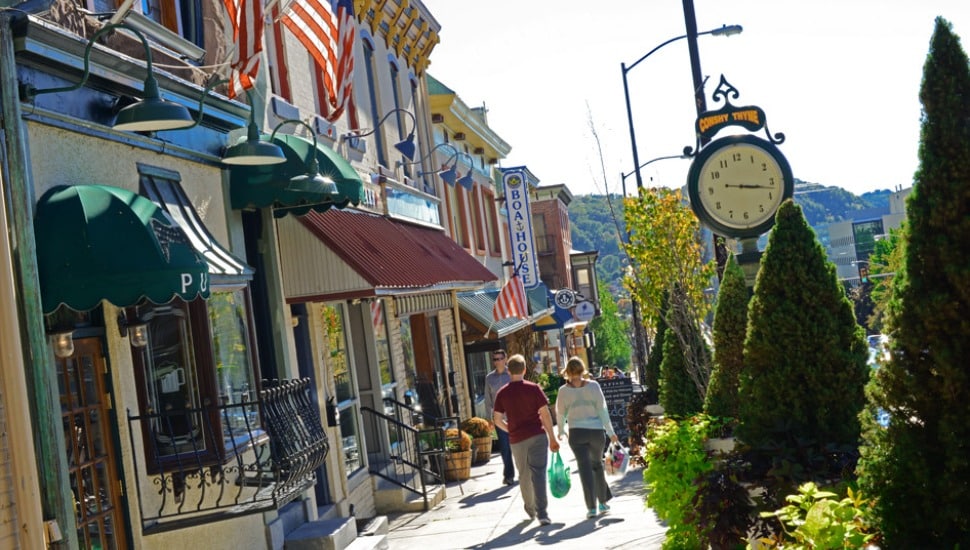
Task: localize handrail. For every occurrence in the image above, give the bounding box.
[360,404,446,510]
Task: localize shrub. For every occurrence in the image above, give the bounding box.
[658,326,705,419]
[737,200,869,450]
[460,417,492,439]
[704,253,749,419]
[857,17,970,547]
[643,414,723,549]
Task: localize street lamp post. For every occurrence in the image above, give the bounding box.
[618,153,687,392]
[621,24,742,191]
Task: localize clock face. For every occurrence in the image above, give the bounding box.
[687,134,793,238]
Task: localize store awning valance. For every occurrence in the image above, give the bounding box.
[35,185,210,313]
[281,208,497,300]
[229,133,363,218]
[139,167,254,288]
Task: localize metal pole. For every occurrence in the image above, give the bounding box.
[621,63,644,191]
[683,0,729,278]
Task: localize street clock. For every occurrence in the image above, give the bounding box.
[686,134,793,238]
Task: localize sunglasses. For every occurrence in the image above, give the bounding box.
[492,355,506,361]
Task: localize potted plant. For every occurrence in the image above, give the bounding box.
[461,417,494,463]
[443,428,472,481]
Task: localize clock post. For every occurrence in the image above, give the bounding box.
[685,76,793,287]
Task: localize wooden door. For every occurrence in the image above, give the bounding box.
[57,337,128,550]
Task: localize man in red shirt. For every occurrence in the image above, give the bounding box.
[493,354,560,525]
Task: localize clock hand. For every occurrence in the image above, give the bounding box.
[723,183,774,189]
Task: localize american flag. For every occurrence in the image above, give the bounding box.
[492,274,529,322]
[223,0,264,99]
[281,0,356,122]
[371,300,384,331]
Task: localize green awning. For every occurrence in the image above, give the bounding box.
[35,185,210,314]
[230,133,364,218]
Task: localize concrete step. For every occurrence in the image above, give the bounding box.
[345,516,389,550]
[344,534,388,550]
[372,469,446,513]
[284,516,357,550]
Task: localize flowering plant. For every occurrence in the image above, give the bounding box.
[460,417,492,438]
[444,428,472,452]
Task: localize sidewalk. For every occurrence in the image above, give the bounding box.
[385,439,667,549]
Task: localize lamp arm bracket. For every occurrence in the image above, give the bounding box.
[22,22,152,100]
[342,108,416,140]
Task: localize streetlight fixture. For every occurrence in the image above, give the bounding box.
[620,153,690,197]
[621,24,743,191]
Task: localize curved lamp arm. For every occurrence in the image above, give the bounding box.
[342,108,417,161]
[21,21,199,132]
[396,142,460,168]
[23,22,151,98]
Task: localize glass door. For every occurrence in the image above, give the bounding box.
[58,337,128,550]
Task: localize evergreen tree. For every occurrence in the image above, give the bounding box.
[643,293,668,404]
[590,280,632,370]
[858,18,970,546]
[658,327,703,418]
[737,200,869,448]
[704,254,749,419]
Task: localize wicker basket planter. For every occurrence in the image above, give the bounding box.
[472,436,493,463]
[444,450,472,481]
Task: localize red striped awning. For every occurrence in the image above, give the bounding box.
[298,209,497,291]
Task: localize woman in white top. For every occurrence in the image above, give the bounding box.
[555,357,620,519]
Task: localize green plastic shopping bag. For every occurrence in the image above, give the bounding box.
[548,451,571,498]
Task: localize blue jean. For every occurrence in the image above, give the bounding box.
[496,428,515,482]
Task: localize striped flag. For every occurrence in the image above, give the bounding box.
[371,300,384,331]
[493,274,529,322]
[281,0,356,122]
[223,0,264,99]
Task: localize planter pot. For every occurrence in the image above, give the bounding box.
[444,450,472,481]
[472,436,492,464]
[644,404,665,416]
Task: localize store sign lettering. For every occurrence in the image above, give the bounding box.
[181,272,208,294]
[502,168,540,289]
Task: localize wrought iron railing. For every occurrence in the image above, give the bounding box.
[126,378,328,533]
[360,399,459,509]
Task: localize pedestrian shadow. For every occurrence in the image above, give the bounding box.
[457,485,515,508]
[467,519,536,549]
[469,515,625,549]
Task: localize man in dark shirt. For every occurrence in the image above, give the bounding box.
[493,354,560,525]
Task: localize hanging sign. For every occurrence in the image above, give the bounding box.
[501,167,541,289]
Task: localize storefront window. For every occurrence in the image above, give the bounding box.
[132,300,208,468]
[208,289,259,443]
[372,299,396,391]
[399,316,417,390]
[323,304,362,476]
[466,351,490,418]
[131,291,260,471]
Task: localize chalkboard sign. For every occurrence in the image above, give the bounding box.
[598,378,633,444]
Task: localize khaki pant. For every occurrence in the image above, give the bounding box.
[510,433,549,520]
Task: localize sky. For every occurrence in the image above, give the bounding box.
[419,0,969,198]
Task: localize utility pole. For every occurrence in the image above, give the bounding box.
[683,0,729,279]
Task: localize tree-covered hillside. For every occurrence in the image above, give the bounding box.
[569,182,893,301]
